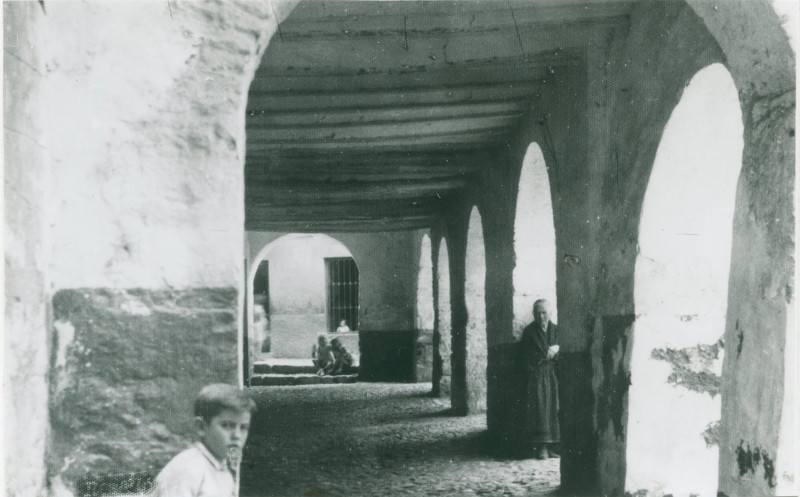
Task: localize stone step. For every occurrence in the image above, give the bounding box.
[253,363,318,375]
[249,374,359,386]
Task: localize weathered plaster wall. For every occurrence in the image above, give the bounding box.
[4,1,292,495]
[4,3,51,496]
[247,230,417,333]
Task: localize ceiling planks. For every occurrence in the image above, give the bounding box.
[244,0,633,233]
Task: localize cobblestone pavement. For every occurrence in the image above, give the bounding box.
[241,383,559,497]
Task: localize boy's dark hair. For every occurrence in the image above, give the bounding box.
[193,384,257,423]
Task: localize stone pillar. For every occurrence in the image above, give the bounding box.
[529,65,598,493]
[431,229,453,398]
[445,202,471,415]
[716,88,795,497]
[479,147,525,452]
[464,207,488,413]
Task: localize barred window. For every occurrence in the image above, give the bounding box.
[325,257,359,332]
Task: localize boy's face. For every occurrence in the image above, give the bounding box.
[198,408,251,461]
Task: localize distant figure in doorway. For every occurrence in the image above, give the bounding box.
[312,335,334,376]
[329,337,357,375]
[520,299,560,460]
[252,300,270,360]
[336,319,351,333]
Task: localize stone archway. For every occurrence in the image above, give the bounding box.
[416,233,435,332]
[512,142,558,335]
[680,3,796,494]
[627,63,743,497]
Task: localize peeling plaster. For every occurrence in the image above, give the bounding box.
[651,340,723,397]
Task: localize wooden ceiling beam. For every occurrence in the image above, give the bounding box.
[248,59,561,95]
[246,113,519,143]
[245,216,437,233]
[246,128,509,152]
[245,149,496,165]
[256,21,612,75]
[246,165,478,183]
[246,178,468,204]
[246,100,527,127]
[245,197,445,219]
[247,82,542,111]
[281,2,631,39]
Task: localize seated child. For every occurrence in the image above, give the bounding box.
[153,384,256,497]
[335,319,351,333]
[329,337,357,375]
[311,335,334,375]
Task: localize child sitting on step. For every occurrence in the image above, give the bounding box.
[312,334,335,376]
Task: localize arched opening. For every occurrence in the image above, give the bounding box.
[627,64,743,496]
[416,233,435,331]
[247,233,358,369]
[465,206,488,412]
[436,237,452,396]
[512,142,558,335]
[416,233,435,384]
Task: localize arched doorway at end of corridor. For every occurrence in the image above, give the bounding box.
[246,233,359,376]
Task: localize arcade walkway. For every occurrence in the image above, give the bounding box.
[240,383,559,497]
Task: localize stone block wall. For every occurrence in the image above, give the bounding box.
[49,289,238,490]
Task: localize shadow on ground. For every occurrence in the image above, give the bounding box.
[240,383,559,497]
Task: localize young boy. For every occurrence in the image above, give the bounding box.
[153,384,257,497]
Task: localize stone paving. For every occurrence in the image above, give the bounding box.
[240,383,559,497]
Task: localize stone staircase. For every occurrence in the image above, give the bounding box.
[249,358,358,386]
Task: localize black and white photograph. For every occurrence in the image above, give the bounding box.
[4,0,798,496]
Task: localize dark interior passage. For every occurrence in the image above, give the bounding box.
[240,384,559,496]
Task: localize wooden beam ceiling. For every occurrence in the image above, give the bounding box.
[246,216,438,232]
[244,0,633,232]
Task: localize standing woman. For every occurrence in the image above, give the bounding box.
[520,299,560,459]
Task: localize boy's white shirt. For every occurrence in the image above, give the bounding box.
[153,442,235,497]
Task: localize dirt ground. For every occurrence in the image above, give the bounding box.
[240,383,559,497]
